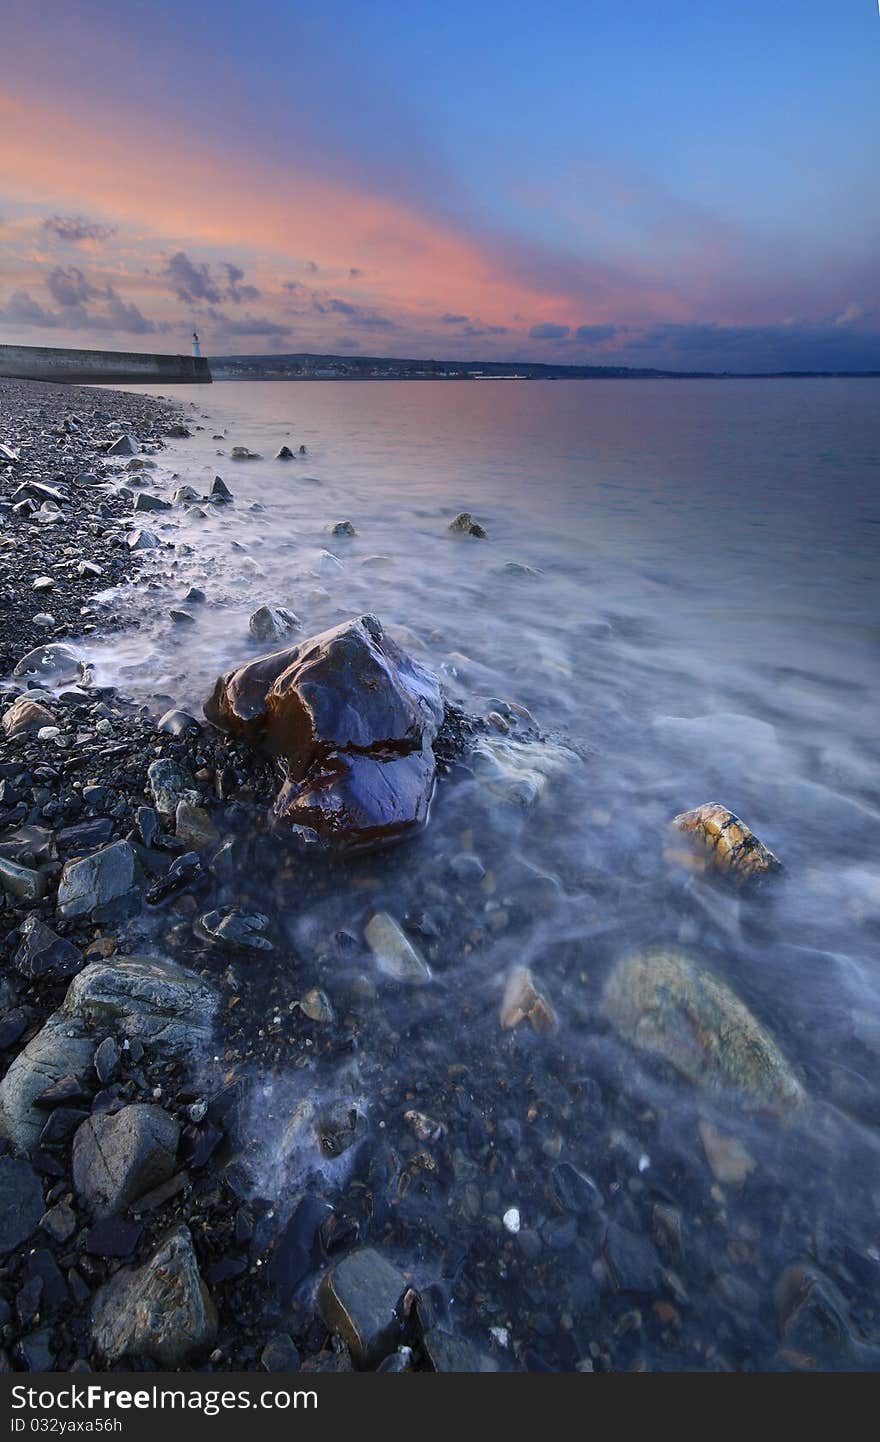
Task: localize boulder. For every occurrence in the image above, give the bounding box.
[670,802,783,888]
[56,840,139,920]
[133,493,171,513]
[91,1225,216,1366]
[603,946,804,1111]
[0,956,217,1147]
[204,615,444,848]
[73,1104,179,1216]
[2,697,56,739]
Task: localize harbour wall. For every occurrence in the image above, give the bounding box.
[0,344,212,385]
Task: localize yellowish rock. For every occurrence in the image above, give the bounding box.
[698,1118,756,1186]
[670,802,782,888]
[500,965,557,1035]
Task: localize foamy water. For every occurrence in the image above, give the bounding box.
[87,376,880,1368]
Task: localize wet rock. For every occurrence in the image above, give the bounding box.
[449,512,487,539]
[2,696,56,738]
[329,520,356,537]
[230,446,261,460]
[670,802,783,888]
[0,955,217,1147]
[173,485,200,504]
[318,1248,406,1369]
[775,1263,861,1366]
[73,1104,179,1216]
[157,708,200,737]
[300,988,334,1024]
[698,1117,756,1186]
[204,615,444,848]
[56,839,139,920]
[147,757,197,818]
[499,965,557,1034]
[365,911,431,983]
[268,1198,332,1298]
[261,1333,300,1371]
[14,917,82,980]
[422,1330,483,1372]
[175,799,219,850]
[249,605,300,644]
[603,947,804,1111]
[0,856,46,902]
[0,1156,44,1256]
[276,446,295,460]
[17,1330,55,1372]
[196,907,273,952]
[91,1225,217,1366]
[169,608,195,625]
[12,642,85,684]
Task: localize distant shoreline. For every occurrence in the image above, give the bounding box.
[212,351,880,383]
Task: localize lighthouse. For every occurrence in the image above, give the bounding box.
[192,330,201,358]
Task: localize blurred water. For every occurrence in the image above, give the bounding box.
[95,376,880,1368]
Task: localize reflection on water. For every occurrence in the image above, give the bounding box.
[94,378,880,1369]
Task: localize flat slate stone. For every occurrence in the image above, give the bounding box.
[0,1155,44,1256]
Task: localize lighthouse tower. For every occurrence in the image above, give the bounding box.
[191,330,201,359]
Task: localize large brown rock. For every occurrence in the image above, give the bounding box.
[91,1225,216,1366]
[204,615,444,848]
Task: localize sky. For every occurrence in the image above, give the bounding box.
[0,0,878,372]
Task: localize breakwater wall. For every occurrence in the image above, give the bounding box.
[0,343,212,385]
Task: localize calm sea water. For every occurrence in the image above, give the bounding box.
[100,377,880,1369]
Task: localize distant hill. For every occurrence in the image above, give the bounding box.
[210,351,880,382]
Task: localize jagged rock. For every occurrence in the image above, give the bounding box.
[107,434,138,456]
[127,527,158,550]
[147,757,197,818]
[2,698,57,739]
[196,907,272,952]
[603,946,804,1111]
[499,965,557,1034]
[173,485,200,504]
[364,912,431,983]
[56,840,139,920]
[670,803,783,888]
[276,446,295,460]
[0,956,217,1147]
[249,605,300,644]
[210,476,233,502]
[204,615,444,848]
[318,1248,406,1369]
[12,642,86,684]
[0,1157,44,1256]
[14,917,81,980]
[449,511,487,539]
[73,1104,179,1217]
[328,520,356,536]
[91,1225,216,1366]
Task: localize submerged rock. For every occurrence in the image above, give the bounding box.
[365,912,431,983]
[670,802,783,888]
[603,946,804,1111]
[499,965,557,1034]
[275,445,295,460]
[230,445,261,461]
[91,1225,216,1366]
[471,736,577,809]
[449,511,487,539]
[204,615,444,848]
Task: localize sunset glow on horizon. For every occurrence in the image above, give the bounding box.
[1,0,878,372]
